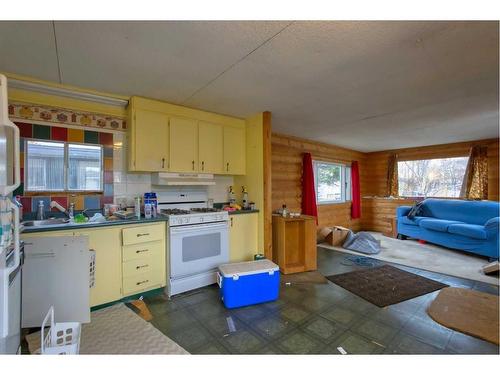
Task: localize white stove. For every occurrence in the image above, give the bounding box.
[155,190,230,297]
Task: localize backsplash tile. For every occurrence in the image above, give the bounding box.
[33,124,51,139]
[84,196,101,210]
[67,128,84,143]
[51,126,68,141]
[84,130,99,144]
[31,196,50,213]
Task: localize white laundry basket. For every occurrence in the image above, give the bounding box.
[41,306,81,355]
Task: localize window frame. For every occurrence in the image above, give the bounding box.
[313,160,351,205]
[396,156,469,199]
[24,138,104,193]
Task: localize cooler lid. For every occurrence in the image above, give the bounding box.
[218,259,279,277]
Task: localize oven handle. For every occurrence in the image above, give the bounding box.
[169,222,228,234]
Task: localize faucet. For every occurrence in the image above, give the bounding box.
[49,201,74,219]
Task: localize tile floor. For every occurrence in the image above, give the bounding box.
[144,248,499,355]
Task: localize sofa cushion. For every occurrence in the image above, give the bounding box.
[420,199,500,225]
[399,216,426,226]
[419,218,464,232]
[448,224,488,240]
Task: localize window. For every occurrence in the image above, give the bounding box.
[398,157,469,198]
[313,161,351,204]
[25,140,103,192]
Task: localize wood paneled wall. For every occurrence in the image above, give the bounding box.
[272,133,499,235]
[271,133,366,231]
[363,138,500,200]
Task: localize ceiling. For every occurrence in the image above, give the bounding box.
[0,21,498,152]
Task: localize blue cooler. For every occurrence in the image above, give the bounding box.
[217,259,280,309]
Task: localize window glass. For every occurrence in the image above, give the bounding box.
[314,161,344,203]
[68,144,103,191]
[398,157,469,197]
[25,141,65,191]
[25,139,103,192]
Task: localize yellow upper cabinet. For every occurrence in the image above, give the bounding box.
[199,121,223,173]
[169,117,199,173]
[128,96,246,175]
[224,126,246,175]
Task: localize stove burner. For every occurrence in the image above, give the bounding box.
[160,208,191,215]
[190,208,222,213]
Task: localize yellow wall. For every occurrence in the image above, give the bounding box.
[2,71,128,118]
[235,113,265,253]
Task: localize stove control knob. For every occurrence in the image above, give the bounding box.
[184,218,189,224]
[200,217,204,222]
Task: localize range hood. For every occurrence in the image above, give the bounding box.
[151,172,216,186]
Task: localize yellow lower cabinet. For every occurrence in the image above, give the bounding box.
[74,227,123,307]
[121,223,166,297]
[229,213,259,262]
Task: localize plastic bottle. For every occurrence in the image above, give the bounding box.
[134,196,141,220]
[228,186,236,206]
[281,204,288,218]
[242,186,249,209]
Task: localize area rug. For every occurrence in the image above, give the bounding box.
[326,265,448,307]
[318,232,498,285]
[25,303,189,354]
[428,287,499,345]
[281,270,328,285]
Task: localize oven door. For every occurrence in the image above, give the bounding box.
[169,221,229,279]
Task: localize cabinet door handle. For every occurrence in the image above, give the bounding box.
[136,233,150,237]
[230,217,233,227]
[135,249,149,254]
[192,160,195,170]
[136,264,149,270]
[161,158,165,169]
[201,161,204,171]
[226,162,229,172]
[136,280,149,285]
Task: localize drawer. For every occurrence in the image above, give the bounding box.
[122,241,164,262]
[122,223,164,246]
[123,257,155,278]
[123,271,161,295]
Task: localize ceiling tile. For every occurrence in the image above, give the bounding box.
[0,21,60,82]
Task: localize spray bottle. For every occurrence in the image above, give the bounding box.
[228,186,236,206]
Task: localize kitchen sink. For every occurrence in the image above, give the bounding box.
[22,218,70,227]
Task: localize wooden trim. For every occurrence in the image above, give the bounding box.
[263,111,273,260]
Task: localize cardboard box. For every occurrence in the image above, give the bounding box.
[319,226,350,246]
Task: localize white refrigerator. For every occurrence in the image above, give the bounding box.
[0,74,22,354]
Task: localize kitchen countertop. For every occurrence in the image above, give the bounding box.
[22,209,260,234]
[21,216,169,234]
[228,209,259,215]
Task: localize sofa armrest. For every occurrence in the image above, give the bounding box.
[485,217,499,236]
[397,206,412,218]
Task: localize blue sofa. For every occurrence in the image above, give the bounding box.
[397,199,499,260]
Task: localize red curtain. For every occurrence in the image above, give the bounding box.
[301,153,318,224]
[351,160,361,219]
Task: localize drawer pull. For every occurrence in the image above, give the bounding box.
[136,233,150,237]
[135,249,149,254]
[136,280,149,286]
[136,264,149,270]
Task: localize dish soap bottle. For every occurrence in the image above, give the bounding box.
[281,204,288,218]
[242,186,249,209]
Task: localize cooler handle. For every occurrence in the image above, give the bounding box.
[216,272,222,288]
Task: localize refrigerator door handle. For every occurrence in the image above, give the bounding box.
[0,74,20,196]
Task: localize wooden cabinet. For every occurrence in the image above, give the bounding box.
[272,215,316,274]
[199,121,223,173]
[229,213,258,262]
[129,108,169,171]
[21,222,166,307]
[224,126,246,175]
[169,117,198,173]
